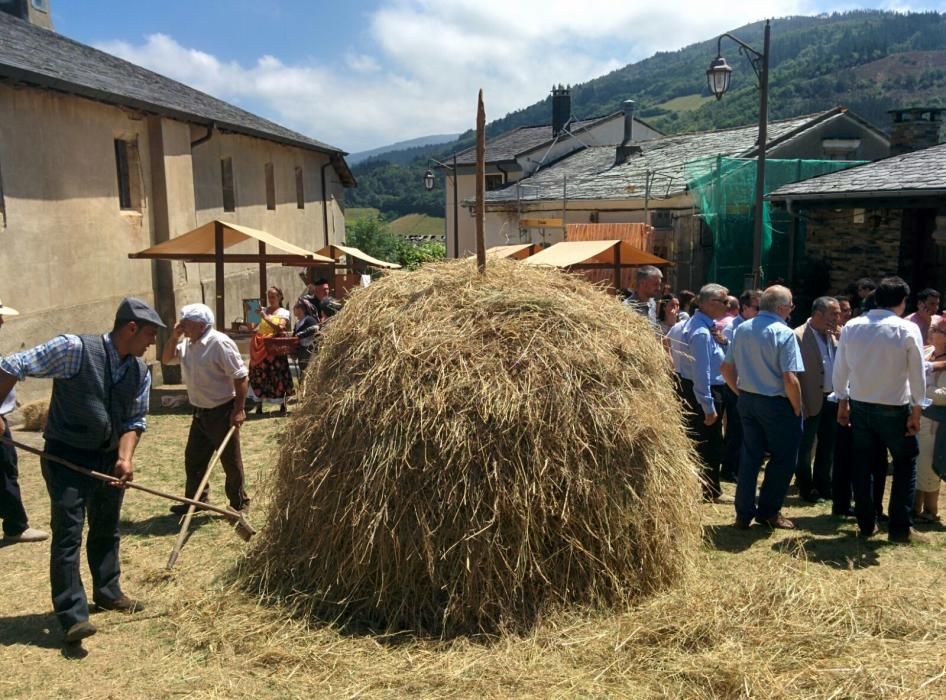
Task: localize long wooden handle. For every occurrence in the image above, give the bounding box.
[1,435,242,522]
[166,425,237,569]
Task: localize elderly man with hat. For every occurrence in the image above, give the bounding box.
[161,303,250,516]
[0,298,49,544]
[0,297,163,645]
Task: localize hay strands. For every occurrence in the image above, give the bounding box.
[3,435,256,542]
[166,425,238,569]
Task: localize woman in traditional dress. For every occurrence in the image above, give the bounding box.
[249,286,293,415]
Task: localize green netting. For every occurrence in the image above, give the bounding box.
[684,157,867,292]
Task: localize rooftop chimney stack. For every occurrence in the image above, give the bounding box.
[614,99,642,166]
[889,107,943,156]
[551,85,571,136]
[0,0,53,30]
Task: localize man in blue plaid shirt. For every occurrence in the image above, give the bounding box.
[0,297,163,646]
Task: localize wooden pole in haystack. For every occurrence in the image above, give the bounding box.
[475,89,486,272]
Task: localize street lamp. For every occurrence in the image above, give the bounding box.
[706,19,770,288]
[422,156,460,258]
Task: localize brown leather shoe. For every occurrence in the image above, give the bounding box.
[889,528,930,545]
[757,513,795,529]
[64,620,97,643]
[93,595,145,614]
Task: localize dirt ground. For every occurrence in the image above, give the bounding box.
[1,411,946,699]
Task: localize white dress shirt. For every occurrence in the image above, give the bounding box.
[833,309,927,407]
[165,327,248,409]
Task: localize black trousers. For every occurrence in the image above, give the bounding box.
[680,378,725,499]
[721,384,742,479]
[833,423,888,515]
[795,396,838,498]
[850,401,917,538]
[41,439,125,632]
[184,400,248,511]
[0,420,29,536]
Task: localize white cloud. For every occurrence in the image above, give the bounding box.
[97,0,826,152]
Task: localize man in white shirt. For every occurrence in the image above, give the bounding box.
[0,298,48,544]
[161,304,250,514]
[833,276,927,543]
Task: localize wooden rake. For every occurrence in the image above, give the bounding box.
[166,425,237,569]
[2,435,256,543]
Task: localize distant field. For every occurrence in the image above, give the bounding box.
[346,207,381,221]
[389,213,445,237]
[655,94,714,112]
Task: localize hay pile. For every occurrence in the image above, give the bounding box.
[19,399,48,432]
[244,259,701,634]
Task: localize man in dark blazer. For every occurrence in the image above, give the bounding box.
[794,296,842,503]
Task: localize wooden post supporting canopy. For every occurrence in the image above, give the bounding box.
[258,241,267,303]
[214,220,225,325]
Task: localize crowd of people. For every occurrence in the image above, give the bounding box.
[624,266,944,543]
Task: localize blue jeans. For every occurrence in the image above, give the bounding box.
[735,392,803,521]
[850,401,918,538]
[41,440,125,631]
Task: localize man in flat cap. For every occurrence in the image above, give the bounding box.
[0,297,48,544]
[161,303,250,515]
[0,297,163,645]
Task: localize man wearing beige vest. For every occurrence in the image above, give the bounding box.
[794,296,841,503]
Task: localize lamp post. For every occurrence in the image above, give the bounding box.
[706,19,770,289]
[424,154,460,258]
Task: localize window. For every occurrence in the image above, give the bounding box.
[294,166,305,209]
[221,157,235,212]
[31,0,48,11]
[114,138,142,211]
[485,173,504,191]
[265,162,276,210]
[651,210,673,229]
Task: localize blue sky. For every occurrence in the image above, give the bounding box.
[53,0,946,153]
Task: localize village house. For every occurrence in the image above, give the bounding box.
[441,86,662,257]
[0,2,354,397]
[465,106,888,290]
[769,108,946,298]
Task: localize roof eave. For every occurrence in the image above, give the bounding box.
[0,65,345,157]
[769,189,946,202]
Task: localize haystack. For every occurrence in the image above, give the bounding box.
[19,399,49,432]
[244,259,702,635]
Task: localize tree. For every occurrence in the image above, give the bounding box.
[345,216,446,271]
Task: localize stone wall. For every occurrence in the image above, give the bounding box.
[801,208,903,295]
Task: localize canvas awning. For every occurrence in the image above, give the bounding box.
[482,244,538,260]
[129,219,334,263]
[129,219,335,328]
[316,243,401,269]
[523,240,670,268]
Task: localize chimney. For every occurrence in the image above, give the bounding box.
[888,107,943,156]
[551,85,571,136]
[614,99,642,166]
[0,0,53,30]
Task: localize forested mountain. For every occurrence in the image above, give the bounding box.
[348,10,946,220]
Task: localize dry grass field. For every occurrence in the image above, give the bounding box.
[1,411,946,699]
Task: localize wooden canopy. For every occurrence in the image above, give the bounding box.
[523,240,671,290]
[129,219,335,327]
[315,243,401,270]
[481,244,538,260]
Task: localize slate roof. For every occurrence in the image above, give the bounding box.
[0,12,355,184]
[484,108,850,204]
[769,142,946,200]
[453,113,641,166]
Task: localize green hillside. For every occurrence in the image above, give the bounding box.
[389,214,445,237]
[348,10,946,220]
